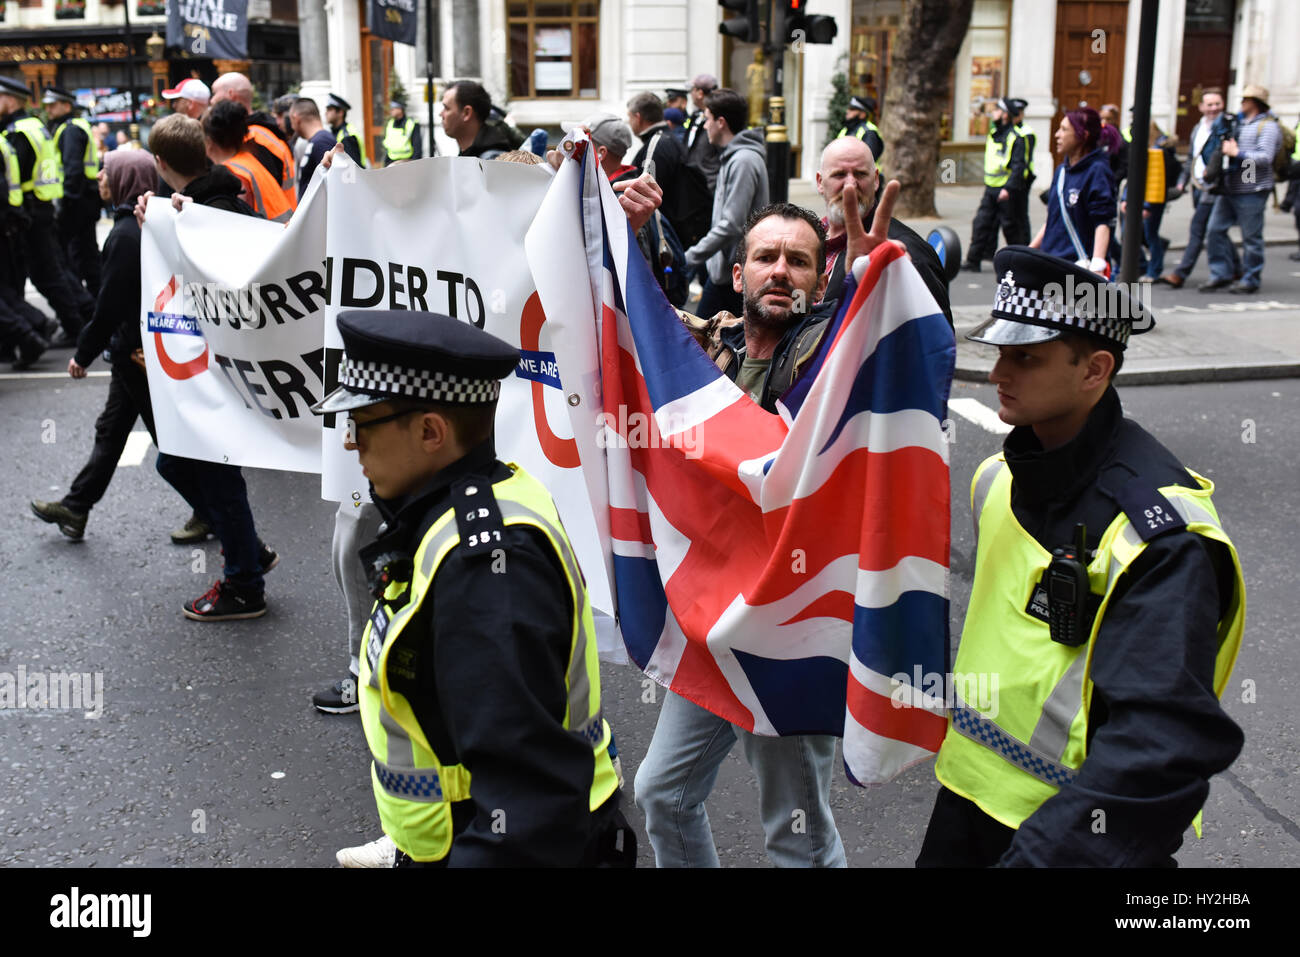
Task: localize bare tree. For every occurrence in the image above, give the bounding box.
[879,0,974,217]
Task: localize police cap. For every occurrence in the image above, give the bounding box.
[327,93,351,112]
[0,77,31,100]
[312,310,520,414]
[966,246,1154,349]
[42,85,77,106]
[664,88,689,100]
[847,96,872,114]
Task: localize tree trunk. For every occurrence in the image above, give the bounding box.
[879,0,975,218]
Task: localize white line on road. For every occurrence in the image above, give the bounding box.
[117,431,153,467]
[949,397,1011,435]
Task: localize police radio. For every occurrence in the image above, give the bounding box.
[367,551,413,600]
[1045,524,1091,647]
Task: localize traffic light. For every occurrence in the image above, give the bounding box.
[718,0,762,44]
[785,0,838,45]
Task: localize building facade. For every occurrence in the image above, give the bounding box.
[0,0,300,132]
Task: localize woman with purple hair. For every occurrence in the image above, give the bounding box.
[1030,107,1116,277]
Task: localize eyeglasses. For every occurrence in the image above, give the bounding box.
[345,408,420,444]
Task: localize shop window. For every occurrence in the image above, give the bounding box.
[956,0,1011,142]
[507,1,599,99]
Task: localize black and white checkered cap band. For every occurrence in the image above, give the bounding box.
[993,282,1131,346]
[339,356,501,404]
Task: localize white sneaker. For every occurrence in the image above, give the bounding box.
[336,834,396,868]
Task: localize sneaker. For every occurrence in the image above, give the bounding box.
[171,511,212,544]
[183,580,267,621]
[259,543,279,574]
[312,676,360,714]
[337,834,396,868]
[1156,273,1184,288]
[31,500,87,540]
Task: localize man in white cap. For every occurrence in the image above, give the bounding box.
[161,78,210,120]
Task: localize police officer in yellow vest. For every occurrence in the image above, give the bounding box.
[0,76,95,346]
[1009,98,1036,250]
[325,93,368,168]
[312,310,633,867]
[961,98,1031,272]
[918,247,1245,867]
[382,99,422,167]
[44,86,101,297]
[837,95,884,162]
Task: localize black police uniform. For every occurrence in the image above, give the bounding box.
[327,94,366,168]
[0,79,95,340]
[45,87,102,297]
[313,311,632,867]
[917,248,1244,867]
[965,102,1030,268]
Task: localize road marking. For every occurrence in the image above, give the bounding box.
[117,431,153,467]
[0,371,111,380]
[950,397,1011,434]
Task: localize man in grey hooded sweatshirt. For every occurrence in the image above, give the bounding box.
[684,88,769,318]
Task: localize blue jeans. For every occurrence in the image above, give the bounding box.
[1175,189,1240,280]
[634,689,847,867]
[1141,203,1167,278]
[156,454,264,593]
[1206,190,1268,287]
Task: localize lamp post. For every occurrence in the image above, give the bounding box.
[122,0,140,143]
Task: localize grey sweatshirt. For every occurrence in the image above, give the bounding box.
[685,128,769,284]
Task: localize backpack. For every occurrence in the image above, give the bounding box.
[646,131,713,249]
[1270,118,1297,181]
[647,210,690,307]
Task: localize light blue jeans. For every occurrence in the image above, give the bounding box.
[634,689,847,867]
[1206,190,1268,287]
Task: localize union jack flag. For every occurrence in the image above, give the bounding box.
[541,141,955,784]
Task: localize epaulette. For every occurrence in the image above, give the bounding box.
[1111,475,1187,543]
[452,476,505,557]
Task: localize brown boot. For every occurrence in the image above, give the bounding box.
[1157,273,1184,288]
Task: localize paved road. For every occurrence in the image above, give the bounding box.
[1,361,1296,867]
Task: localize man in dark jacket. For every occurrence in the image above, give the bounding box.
[684,74,722,191]
[816,136,951,326]
[44,86,101,297]
[131,113,276,619]
[627,91,705,247]
[441,80,521,160]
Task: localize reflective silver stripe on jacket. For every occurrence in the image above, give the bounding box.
[1027,649,1089,759]
[950,692,1078,789]
[971,459,1006,546]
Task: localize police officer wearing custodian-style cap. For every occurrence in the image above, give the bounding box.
[44,85,102,298]
[312,310,634,867]
[917,247,1246,866]
[0,75,96,347]
[325,93,368,168]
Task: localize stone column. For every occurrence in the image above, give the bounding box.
[298,0,332,111]
[453,0,480,77]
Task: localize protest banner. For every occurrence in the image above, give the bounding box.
[141,155,615,619]
[167,0,250,59]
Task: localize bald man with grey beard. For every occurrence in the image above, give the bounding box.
[814,137,953,326]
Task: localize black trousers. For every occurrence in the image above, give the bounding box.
[57,193,103,297]
[915,785,1015,867]
[22,203,95,335]
[967,186,1028,263]
[63,356,157,514]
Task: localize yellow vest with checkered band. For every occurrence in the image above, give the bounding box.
[0,136,22,208]
[934,454,1245,832]
[983,125,1020,188]
[54,115,99,182]
[6,115,63,201]
[358,462,620,862]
